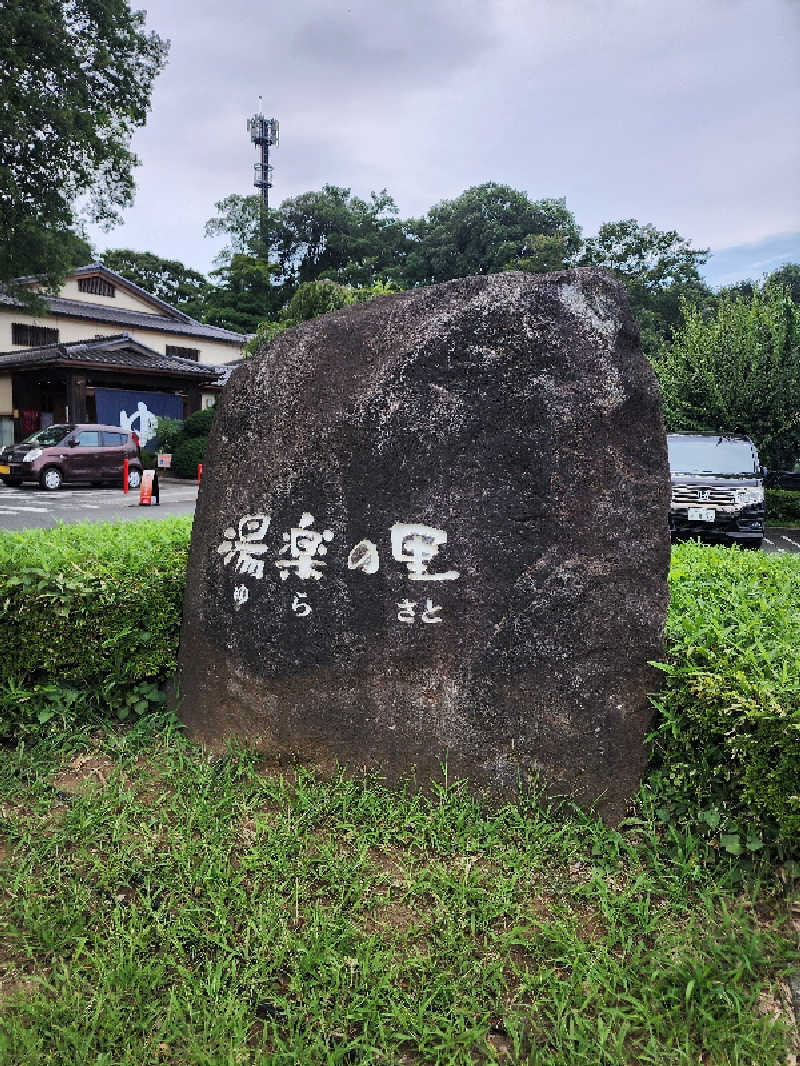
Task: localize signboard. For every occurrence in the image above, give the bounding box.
[94,389,183,448]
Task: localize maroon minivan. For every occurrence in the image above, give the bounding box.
[0,424,143,490]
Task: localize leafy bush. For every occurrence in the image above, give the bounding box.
[171,436,206,479]
[155,416,184,454]
[649,542,800,860]
[766,487,800,525]
[182,406,216,438]
[0,518,192,738]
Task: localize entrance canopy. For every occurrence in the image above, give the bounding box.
[0,333,223,441]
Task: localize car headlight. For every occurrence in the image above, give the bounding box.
[23,448,43,462]
[734,486,764,507]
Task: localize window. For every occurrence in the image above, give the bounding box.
[11,323,59,347]
[78,276,115,297]
[166,345,200,361]
[75,431,100,447]
[102,432,126,447]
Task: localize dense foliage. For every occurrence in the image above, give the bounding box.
[656,286,800,469]
[101,249,210,318]
[649,542,800,859]
[156,406,217,478]
[578,219,711,357]
[0,0,168,303]
[0,519,191,737]
[766,488,800,525]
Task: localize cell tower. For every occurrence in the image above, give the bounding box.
[247,98,279,263]
[247,98,278,210]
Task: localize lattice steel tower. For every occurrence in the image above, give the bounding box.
[247,99,279,257]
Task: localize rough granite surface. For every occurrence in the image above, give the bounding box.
[177,269,671,822]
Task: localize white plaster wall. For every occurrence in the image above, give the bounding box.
[59,278,163,314]
[0,309,242,364]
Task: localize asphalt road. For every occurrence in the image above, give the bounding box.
[0,478,200,531]
[0,483,799,553]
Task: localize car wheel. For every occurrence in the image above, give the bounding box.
[127,467,142,490]
[744,539,764,551]
[40,466,63,491]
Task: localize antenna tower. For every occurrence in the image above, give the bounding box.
[246,98,279,260]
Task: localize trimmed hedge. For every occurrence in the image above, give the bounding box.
[649,541,800,859]
[0,518,192,737]
[766,487,800,526]
[2,522,798,859]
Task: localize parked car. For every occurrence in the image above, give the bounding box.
[667,432,766,549]
[0,424,143,490]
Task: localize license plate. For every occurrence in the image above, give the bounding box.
[0,464,8,475]
[688,506,715,522]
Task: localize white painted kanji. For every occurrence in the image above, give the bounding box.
[217,514,271,579]
[390,523,459,581]
[275,512,334,581]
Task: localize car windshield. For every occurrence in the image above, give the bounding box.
[22,425,73,447]
[668,436,759,476]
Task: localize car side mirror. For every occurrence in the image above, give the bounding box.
[69,439,79,447]
[761,466,768,477]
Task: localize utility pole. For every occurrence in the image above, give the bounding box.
[247,99,279,264]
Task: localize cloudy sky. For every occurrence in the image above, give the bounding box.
[88,0,800,288]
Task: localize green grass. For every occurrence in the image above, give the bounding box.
[1,716,797,1065]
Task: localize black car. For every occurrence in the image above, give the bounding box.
[668,433,766,549]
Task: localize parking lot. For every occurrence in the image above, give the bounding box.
[0,480,200,531]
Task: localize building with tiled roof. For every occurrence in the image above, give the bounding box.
[0,264,247,445]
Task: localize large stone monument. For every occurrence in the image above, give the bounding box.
[177,269,671,822]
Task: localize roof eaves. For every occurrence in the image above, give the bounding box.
[72,263,196,323]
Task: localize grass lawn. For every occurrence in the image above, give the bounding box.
[1,715,798,1065]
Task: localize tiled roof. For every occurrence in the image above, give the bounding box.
[206,360,245,388]
[0,334,223,379]
[34,296,246,343]
[2,261,246,345]
[71,263,196,322]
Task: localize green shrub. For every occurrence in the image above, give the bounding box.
[182,405,216,438]
[171,436,206,479]
[155,416,184,454]
[766,487,800,525]
[649,542,800,860]
[0,518,192,738]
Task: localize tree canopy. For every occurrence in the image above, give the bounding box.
[0,0,168,302]
[579,219,711,358]
[656,286,800,469]
[404,183,582,286]
[101,249,210,318]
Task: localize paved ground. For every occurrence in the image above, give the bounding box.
[763,527,800,553]
[0,479,200,531]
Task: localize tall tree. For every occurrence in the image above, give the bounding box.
[101,249,210,318]
[204,194,271,262]
[275,186,409,287]
[764,263,800,305]
[203,255,276,335]
[579,219,711,358]
[205,186,408,290]
[0,0,168,305]
[403,183,581,286]
[656,287,800,469]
